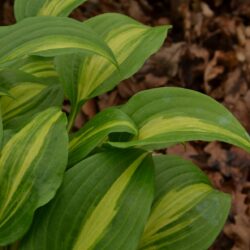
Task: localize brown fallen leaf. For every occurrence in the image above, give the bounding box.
[224,191,250,250]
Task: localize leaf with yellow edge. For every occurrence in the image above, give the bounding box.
[139,155,231,250]
[110,87,250,152]
[55,13,170,108]
[0,107,68,245]
[20,149,154,250]
[14,0,88,21]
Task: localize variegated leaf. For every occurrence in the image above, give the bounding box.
[0,108,68,245]
[55,13,170,110]
[69,108,138,166]
[21,149,154,250]
[14,0,88,21]
[139,155,231,250]
[9,56,57,79]
[0,70,63,130]
[0,16,117,68]
[110,87,250,152]
[1,129,15,150]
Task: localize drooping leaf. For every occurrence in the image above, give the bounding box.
[21,149,154,250]
[110,87,250,152]
[14,0,88,21]
[0,70,63,130]
[0,16,117,68]
[139,155,231,250]
[69,107,138,166]
[55,13,170,107]
[0,108,68,245]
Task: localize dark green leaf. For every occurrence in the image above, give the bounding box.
[69,108,138,166]
[110,87,250,152]
[139,155,231,250]
[21,149,154,250]
[0,108,68,245]
[14,0,88,21]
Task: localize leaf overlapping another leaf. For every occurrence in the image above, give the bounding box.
[55,13,171,109]
[0,70,63,130]
[69,108,138,166]
[110,87,250,152]
[0,108,68,245]
[14,0,88,21]
[21,149,154,250]
[0,16,117,68]
[9,56,57,79]
[139,155,231,250]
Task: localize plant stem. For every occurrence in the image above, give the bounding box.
[67,103,79,133]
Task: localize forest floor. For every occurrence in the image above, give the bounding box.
[0,0,250,249]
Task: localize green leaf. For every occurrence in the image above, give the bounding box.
[1,129,15,150]
[139,155,231,250]
[110,87,250,152]
[21,149,154,250]
[0,108,68,245]
[9,56,58,79]
[0,87,10,97]
[69,107,138,166]
[55,13,170,106]
[0,90,9,150]
[0,70,64,130]
[14,0,88,21]
[0,105,2,149]
[0,16,117,68]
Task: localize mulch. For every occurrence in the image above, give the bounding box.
[1,0,249,249]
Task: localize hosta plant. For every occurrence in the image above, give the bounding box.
[0,0,249,250]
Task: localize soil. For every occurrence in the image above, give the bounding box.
[0,1,250,249]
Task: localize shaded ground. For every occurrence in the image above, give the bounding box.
[1,0,250,249]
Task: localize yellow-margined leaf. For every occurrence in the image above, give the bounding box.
[139,155,231,250]
[21,149,154,250]
[0,16,117,68]
[0,108,68,245]
[110,87,250,152]
[14,0,88,21]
